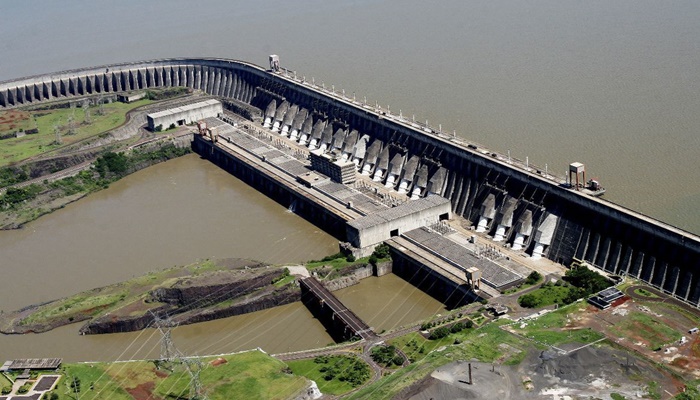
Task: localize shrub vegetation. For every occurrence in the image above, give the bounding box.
[369,243,391,266]
[371,345,403,367]
[518,264,612,308]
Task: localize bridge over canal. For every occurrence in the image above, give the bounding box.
[300,277,377,342]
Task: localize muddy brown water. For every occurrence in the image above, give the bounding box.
[0,155,445,362]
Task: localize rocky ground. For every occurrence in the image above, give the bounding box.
[0,258,293,335]
[402,344,676,400]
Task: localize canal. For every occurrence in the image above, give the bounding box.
[0,154,445,362]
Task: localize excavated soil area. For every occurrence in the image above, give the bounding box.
[402,345,676,399]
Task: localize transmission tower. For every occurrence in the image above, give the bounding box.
[53,123,62,145]
[151,312,180,363]
[67,103,76,135]
[82,99,91,124]
[152,312,208,399]
[184,357,208,400]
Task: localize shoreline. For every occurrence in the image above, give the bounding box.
[0,135,192,230]
[0,258,388,337]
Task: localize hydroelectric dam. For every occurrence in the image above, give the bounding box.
[1,57,698,307]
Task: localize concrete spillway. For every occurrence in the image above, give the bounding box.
[1,57,699,307]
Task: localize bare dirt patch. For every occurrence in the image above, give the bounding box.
[580,290,700,379]
[125,381,160,400]
[210,357,228,367]
[0,110,31,134]
[153,369,169,379]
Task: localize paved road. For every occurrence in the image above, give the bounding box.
[625,284,700,312]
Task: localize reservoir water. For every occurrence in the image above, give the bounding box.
[0,155,445,362]
[0,0,698,234]
[0,0,698,361]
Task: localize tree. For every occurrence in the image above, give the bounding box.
[564,266,611,294]
[67,104,76,135]
[518,293,540,308]
[392,354,404,366]
[95,152,128,178]
[372,243,391,259]
[370,345,398,367]
[69,375,81,395]
[430,326,451,340]
[525,271,542,285]
[562,287,586,304]
[1,186,40,208]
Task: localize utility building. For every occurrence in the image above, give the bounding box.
[147,99,222,131]
[346,195,451,256]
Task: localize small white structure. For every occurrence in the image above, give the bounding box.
[147,99,222,131]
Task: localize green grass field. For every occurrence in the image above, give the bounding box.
[350,323,527,399]
[0,373,12,388]
[609,311,682,350]
[0,100,151,167]
[510,305,605,347]
[20,291,127,326]
[286,355,370,395]
[518,285,574,308]
[49,350,308,400]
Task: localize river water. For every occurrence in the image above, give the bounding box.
[0,155,445,362]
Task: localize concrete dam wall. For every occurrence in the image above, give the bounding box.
[2,58,698,306]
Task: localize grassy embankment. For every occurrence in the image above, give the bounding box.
[634,287,661,298]
[0,373,12,394]
[501,270,543,295]
[349,298,615,399]
[347,322,527,399]
[507,304,605,347]
[286,355,371,395]
[305,243,392,276]
[0,100,152,167]
[0,259,283,333]
[518,261,612,308]
[42,350,308,400]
